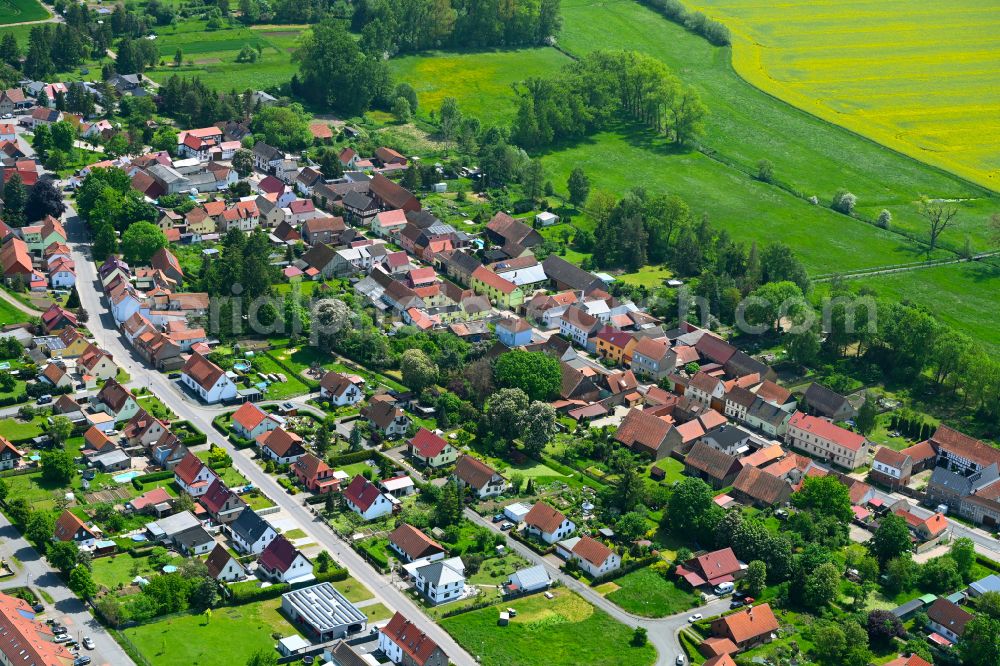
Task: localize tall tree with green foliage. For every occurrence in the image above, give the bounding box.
[792,475,854,523]
[855,395,877,435]
[2,172,26,227]
[492,350,561,401]
[121,221,167,264]
[567,167,590,208]
[69,565,97,598]
[870,514,912,564]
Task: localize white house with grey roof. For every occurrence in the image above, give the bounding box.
[228,508,278,554]
[281,582,367,642]
[505,565,552,595]
[402,556,466,605]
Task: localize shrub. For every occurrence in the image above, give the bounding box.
[831,189,857,215]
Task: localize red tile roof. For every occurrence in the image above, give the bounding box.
[259,535,302,574]
[381,612,444,666]
[713,603,779,644]
[388,523,444,561]
[232,401,270,432]
[342,475,384,512]
[788,412,867,451]
[524,502,567,534]
[409,428,449,458]
[571,535,614,567]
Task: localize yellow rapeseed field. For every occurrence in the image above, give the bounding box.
[685,0,1000,191]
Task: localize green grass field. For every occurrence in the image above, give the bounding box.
[0,0,49,25]
[0,298,28,327]
[603,567,698,617]
[121,598,299,666]
[144,22,306,91]
[440,590,656,666]
[685,0,1000,193]
[389,48,573,125]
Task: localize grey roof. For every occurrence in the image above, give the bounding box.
[282,582,366,633]
[891,598,925,618]
[147,163,186,185]
[511,565,550,589]
[230,508,274,544]
[747,397,791,427]
[970,574,1000,596]
[253,142,283,162]
[327,639,369,666]
[152,510,199,537]
[173,524,214,550]
[445,250,481,274]
[414,556,465,587]
[344,171,371,183]
[342,190,374,210]
[92,449,130,468]
[804,383,852,416]
[700,425,752,451]
[929,463,1000,497]
[542,255,603,291]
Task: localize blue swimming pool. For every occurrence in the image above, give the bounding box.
[233,361,251,372]
[113,471,141,483]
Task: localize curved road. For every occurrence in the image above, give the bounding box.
[0,286,43,317]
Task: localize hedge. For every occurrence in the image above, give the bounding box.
[0,393,28,407]
[226,567,347,604]
[135,470,173,484]
[229,434,256,449]
[509,529,554,556]
[327,449,394,469]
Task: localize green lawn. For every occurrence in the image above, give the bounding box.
[143,22,306,92]
[440,589,656,666]
[137,394,176,421]
[389,47,574,125]
[363,602,394,624]
[121,598,300,666]
[91,553,183,590]
[616,265,674,288]
[0,298,29,327]
[0,0,49,25]
[0,416,48,441]
[331,575,375,604]
[242,352,310,399]
[604,567,698,617]
[651,456,687,484]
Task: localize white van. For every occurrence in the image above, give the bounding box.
[714,582,735,595]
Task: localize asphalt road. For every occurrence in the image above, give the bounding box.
[0,512,134,666]
[66,208,478,666]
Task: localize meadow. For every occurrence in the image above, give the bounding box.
[440,589,656,666]
[143,21,306,92]
[683,0,1000,193]
[0,0,49,25]
[388,48,573,125]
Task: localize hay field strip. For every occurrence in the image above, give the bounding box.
[685,0,1000,190]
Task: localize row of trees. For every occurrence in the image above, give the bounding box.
[511,50,706,149]
[351,0,561,54]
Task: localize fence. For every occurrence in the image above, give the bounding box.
[257,505,281,516]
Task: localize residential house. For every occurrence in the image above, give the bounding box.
[92,379,140,422]
[78,344,116,380]
[257,428,306,465]
[253,142,284,173]
[54,509,98,547]
[199,478,245,525]
[205,543,246,582]
[686,372,726,410]
[372,209,408,238]
[495,316,532,348]
[542,255,604,293]
[470,266,524,310]
[180,352,238,404]
[675,547,744,589]
[228,508,278,555]
[292,453,339,494]
[895,509,949,543]
[388,523,445,564]
[559,306,601,349]
[594,327,636,365]
[630,337,676,381]
[319,371,363,406]
[452,455,505,499]
[614,408,674,460]
[173,451,219,498]
[559,535,620,577]
[710,604,779,652]
[342,475,394,521]
[0,436,22,471]
[122,409,166,448]
[523,502,575,544]
[786,412,870,470]
[803,383,857,421]
[379,612,449,666]
[302,216,347,246]
[151,247,184,284]
[1,238,32,279]
[369,174,420,212]
[178,127,223,161]
[258,535,312,584]
[926,598,972,644]
[361,397,411,439]
[744,397,793,438]
[403,556,465,605]
[231,401,282,440]
[408,428,458,468]
[484,212,542,249]
[731,465,792,508]
[684,441,742,489]
[871,447,914,489]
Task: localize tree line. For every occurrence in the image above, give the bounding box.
[639,0,731,46]
[350,0,561,55]
[511,49,707,149]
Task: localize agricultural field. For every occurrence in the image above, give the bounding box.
[684,0,1000,192]
[388,48,573,125]
[0,0,49,25]
[440,589,656,666]
[143,21,306,92]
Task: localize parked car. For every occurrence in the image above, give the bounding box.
[730,599,745,609]
[37,394,53,405]
[167,372,181,379]
[675,657,685,666]
[82,637,94,650]
[499,521,513,531]
[687,614,702,623]
[53,634,70,644]
[492,514,504,523]
[74,656,91,666]
[31,603,44,613]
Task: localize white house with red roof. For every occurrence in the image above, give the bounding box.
[231,401,283,440]
[181,352,238,404]
[785,411,870,470]
[675,547,745,590]
[173,451,219,497]
[319,371,363,406]
[257,428,306,465]
[407,428,458,468]
[523,502,575,544]
[379,612,449,666]
[556,535,620,577]
[342,475,394,521]
[259,535,313,584]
